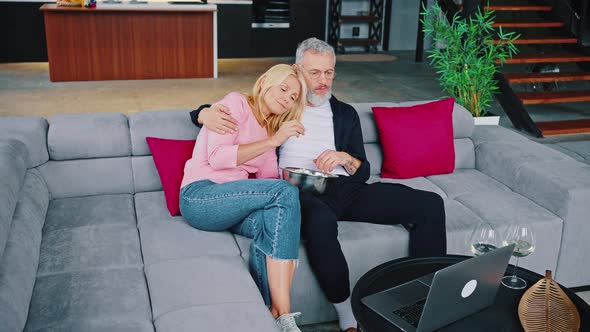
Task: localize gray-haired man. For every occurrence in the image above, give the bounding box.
[191,38,447,332]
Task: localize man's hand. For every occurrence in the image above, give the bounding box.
[198,104,239,134]
[269,120,305,147]
[313,150,354,173]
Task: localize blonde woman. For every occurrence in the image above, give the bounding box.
[180,64,306,332]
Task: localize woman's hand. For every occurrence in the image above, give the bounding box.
[199,104,239,134]
[269,120,305,147]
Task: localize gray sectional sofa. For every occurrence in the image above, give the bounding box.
[1,100,590,331]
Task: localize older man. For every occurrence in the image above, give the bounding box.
[191,38,447,332]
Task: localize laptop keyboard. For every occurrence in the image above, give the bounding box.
[393,298,426,327]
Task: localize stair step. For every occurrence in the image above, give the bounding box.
[484,5,552,11]
[458,5,552,11]
[492,21,565,28]
[504,72,590,83]
[501,53,590,64]
[493,37,577,45]
[517,90,590,104]
[537,119,590,136]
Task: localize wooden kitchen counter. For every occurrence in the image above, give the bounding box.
[40,3,217,81]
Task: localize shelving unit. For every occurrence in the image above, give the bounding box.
[328,0,385,53]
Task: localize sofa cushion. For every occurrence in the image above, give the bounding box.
[427,169,511,200]
[364,143,383,175]
[134,191,240,266]
[132,156,163,193]
[48,113,131,160]
[44,194,136,233]
[372,98,455,179]
[454,138,475,169]
[0,116,49,167]
[0,139,28,260]
[38,224,142,275]
[154,303,277,332]
[367,176,448,201]
[25,268,153,332]
[144,256,264,320]
[25,193,152,331]
[39,194,142,275]
[38,157,134,199]
[129,110,199,156]
[134,191,185,227]
[146,137,196,216]
[0,169,49,332]
[140,220,240,266]
[234,221,409,325]
[27,319,154,332]
[444,199,485,255]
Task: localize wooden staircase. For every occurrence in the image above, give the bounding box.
[486,0,590,136]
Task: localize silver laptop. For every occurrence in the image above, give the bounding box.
[361,244,515,332]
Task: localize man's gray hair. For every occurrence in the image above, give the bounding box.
[295,38,335,64]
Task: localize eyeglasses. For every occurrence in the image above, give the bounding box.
[299,65,336,80]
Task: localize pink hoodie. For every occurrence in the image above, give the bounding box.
[181,92,279,188]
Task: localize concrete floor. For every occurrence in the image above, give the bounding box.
[0,52,449,119]
[1,51,589,330]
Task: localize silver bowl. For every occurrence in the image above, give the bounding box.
[282,167,338,194]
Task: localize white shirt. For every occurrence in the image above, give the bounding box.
[279,100,349,176]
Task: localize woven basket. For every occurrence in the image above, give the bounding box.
[518,270,580,332]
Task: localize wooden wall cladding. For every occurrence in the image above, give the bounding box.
[42,6,215,81]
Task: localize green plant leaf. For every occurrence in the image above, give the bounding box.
[422,2,519,117]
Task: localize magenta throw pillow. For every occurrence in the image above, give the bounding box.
[371,98,455,179]
[146,137,196,216]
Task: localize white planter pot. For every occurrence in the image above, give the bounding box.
[473,115,500,126]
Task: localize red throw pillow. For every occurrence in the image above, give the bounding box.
[146,137,196,216]
[372,98,455,179]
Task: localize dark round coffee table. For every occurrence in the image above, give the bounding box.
[351,255,590,332]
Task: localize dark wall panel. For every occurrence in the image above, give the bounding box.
[217,4,252,58]
[0,2,49,62]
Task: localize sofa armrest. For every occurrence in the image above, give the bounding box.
[513,161,590,287]
[472,125,574,187]
[0,116,48,168]
[472,126,590,286]
[0,139,28,260]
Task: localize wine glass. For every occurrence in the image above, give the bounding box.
[501,224,535,289]
[469,222,499,256]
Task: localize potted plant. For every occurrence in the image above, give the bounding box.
[421,2,519,124]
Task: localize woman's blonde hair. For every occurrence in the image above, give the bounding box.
[248,64,307,136]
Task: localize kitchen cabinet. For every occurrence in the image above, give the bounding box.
[41,4,216,81]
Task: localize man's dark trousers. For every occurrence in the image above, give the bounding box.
[299,177,447,304]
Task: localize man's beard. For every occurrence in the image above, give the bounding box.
[307,88,332,106]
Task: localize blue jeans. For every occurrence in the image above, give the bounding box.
[179,179,301,306]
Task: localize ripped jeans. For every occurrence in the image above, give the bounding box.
[179,179,301,306]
